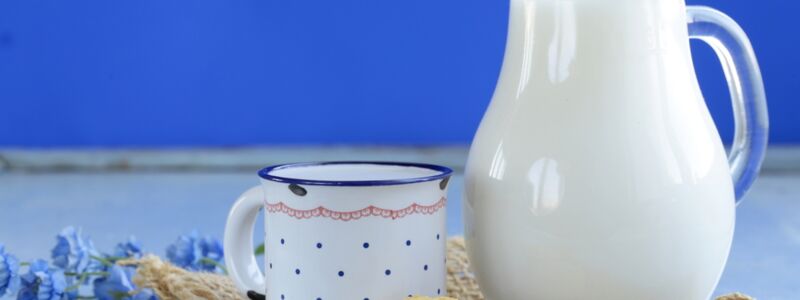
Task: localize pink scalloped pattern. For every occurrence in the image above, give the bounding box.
[265,197,446,221]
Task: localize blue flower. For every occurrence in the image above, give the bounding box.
[0,244,20,297]
[131,289,157,300]
[93,265,132,300]
[93,265,157,300]
[113,237,144,259]
[17,260,68,300]
[165,234,196,269]
[166,231,224,272]
[51,227,103,275]
[198,238,223,269]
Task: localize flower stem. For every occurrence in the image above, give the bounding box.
[20,262,30,266]
[104,256,127,262]
[90,255,113,267]
[199,258,228,274]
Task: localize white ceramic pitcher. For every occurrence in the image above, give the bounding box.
[463,0,768,299]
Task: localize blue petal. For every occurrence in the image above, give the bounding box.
[94,265,137,300]
[114,237,144,259]
[0,246,20,297]
[17,260,67,300]
[51,227,103,279]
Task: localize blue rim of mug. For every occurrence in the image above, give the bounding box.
[257,161,453,186]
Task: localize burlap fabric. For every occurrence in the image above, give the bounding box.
[121,237,753,300]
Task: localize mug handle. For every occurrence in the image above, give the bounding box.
[224,186,267,293]
[687,6,769,203]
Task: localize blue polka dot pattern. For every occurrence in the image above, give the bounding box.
[263,207,446,299]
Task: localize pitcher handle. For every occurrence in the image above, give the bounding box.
[687,6,769,203]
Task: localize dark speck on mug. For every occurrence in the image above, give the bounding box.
[439,176,450,190]
[289,184,307,196]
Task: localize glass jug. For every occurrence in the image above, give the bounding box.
[464,0,767,299]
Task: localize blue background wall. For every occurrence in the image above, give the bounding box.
[0,0,796,147]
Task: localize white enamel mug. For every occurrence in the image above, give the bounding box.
[224,161,452,300]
